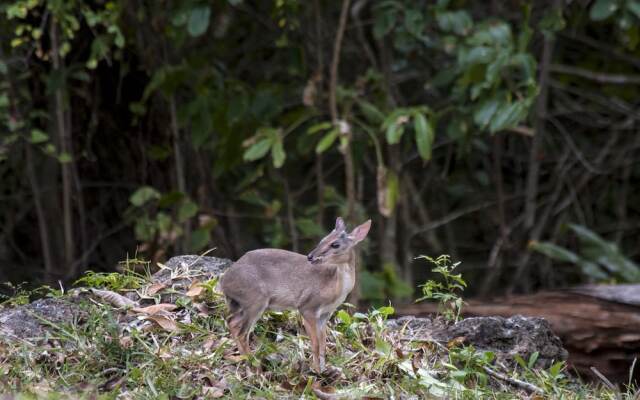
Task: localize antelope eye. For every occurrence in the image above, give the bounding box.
[330,242,340,249]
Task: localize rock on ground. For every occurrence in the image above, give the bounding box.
[0,297,85,342]
[388,315,568,368]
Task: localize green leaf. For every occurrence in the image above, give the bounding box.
[414,113,434,160]
[549,361,565,378]
[568,224,609,248]
[404,9,425,36]
[469,22,512,46]
[336,309,351,325]
[385,170,400,215]
[296,218,324,237]
[129,186,161,206]
[489,100,530,133]
[385,121,405,144]
[315,128,339,154]
[513,354,527,369]
[29,129,48,144]
[373,9,397,39]
[576,260,608,280]
[436,10,472,35]
[178,199,198,222]
[529,241,580,263]
[590,0,618,20]
[538,7,566,36]
[307,121,332,135]
[357,101,385,124]
[375,337,392,356]
[528,351,539,368]
[243,138,272,162]
[473,98,500,129]
[171,11,188,26]
[190,228,211,252]
[458,46,493,67]
[187,6,211,37]
[377,305,395,317]
[58,152,72,163]
[271,138,286,168]
[628,1,640,19]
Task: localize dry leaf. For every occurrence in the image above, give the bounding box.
[202,378,228,398]
[156,347,172,360]
[223,353,244,363]
[119,336,133,348]
[186,281,204,298]
[91,289,137,309]
[147,315,179,332]
[203,336,218,352]
[195,302,210,316]
[202,386,224,398]
[132,303,178,315]
[147,282,167,295]
[311,382,339,400]
[447,336,467,349]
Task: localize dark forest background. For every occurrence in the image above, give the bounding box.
[1,0,640,303]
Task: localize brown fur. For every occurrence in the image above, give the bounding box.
[219,218,371,372]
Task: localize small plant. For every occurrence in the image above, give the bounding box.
[416,255,467,322]
[447,345,494,386]
[0,282,62,307]
[74,260,149,291]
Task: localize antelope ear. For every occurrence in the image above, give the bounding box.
[350,219,371,243]
[335,217,346,232]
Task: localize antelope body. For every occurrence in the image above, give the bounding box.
[219,218,371,372]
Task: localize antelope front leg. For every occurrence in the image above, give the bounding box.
[316,314,331,373]
[302,314,320,372]
[317,321,327,372]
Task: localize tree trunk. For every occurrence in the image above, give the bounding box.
[51,20,74,280]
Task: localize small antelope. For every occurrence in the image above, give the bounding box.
[219,217,371,372]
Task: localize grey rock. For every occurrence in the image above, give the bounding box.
[389,315,567,369]
[0,297,86,342]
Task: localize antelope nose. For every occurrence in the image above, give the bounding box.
[307,254,313,262]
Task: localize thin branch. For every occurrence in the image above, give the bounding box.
[283,178,299,252]
[329,0,355,221]
[483,366,544,394]
[550,63,640,85]
[351,0,378,69]
[410,200,505,238]
[329,0,351,123]
[525,30,554,229]
[51,19,75,276]
[548,117,604,174]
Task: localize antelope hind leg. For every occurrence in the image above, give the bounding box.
[302,313,321,372]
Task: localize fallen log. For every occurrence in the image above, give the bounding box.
[397,284,640,384]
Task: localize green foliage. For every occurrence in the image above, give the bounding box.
[74,258,149,290]
[530,224,640,283]
[360,263,413,304]
[416,255,466,322]
[0,282,63,307]
[2,0,640,303]
[126,186,214,253]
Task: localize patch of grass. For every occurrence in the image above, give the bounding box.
[1,259,638,399]
[74,257,151,291]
